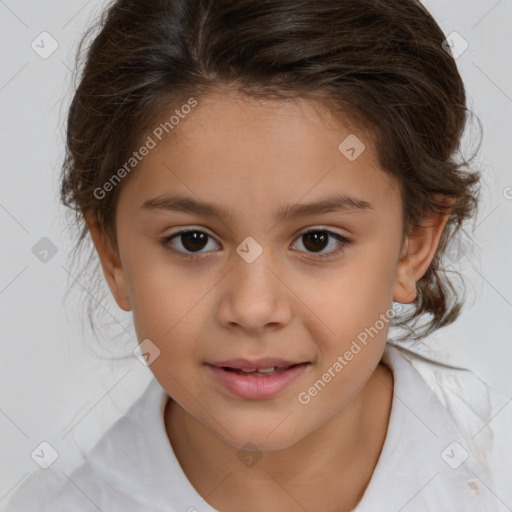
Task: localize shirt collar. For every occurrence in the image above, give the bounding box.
[353,343,497,511]
[117,343,497,511]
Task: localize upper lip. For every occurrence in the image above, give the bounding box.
[208,358,308,370]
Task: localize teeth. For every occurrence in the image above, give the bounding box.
[235,366,279,375]
[256,367,277,373]
[224,365,297,375]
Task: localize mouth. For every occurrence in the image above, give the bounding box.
[219,363,304,376]
[205,361,311,399]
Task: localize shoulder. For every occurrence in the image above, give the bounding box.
[387,341,512,439]
[4,465,96,512]
[4,462,150,512]
[4,379,164,512]
[386,341,512,506]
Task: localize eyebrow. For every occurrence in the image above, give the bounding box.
[140,193,375,222]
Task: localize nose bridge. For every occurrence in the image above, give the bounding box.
[232,239,279,301]
[218,240,290,330]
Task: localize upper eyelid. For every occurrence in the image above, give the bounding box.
[165,225,348,241]
[164,226,349,253]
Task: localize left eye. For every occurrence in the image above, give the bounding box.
[161,228,349,259]
[290,229,349,259]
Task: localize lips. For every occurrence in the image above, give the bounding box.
[209,357,305,371]
[206,358,311,399]
[222,364,298,376]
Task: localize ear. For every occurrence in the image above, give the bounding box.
[84,211,132,312]
[393,195,455,304]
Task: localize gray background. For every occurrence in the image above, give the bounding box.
[1,0,511,507]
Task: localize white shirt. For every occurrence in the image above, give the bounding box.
[5,343,512,511]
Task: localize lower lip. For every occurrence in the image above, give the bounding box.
[206,363,310,399]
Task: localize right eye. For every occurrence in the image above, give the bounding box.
[161,229,221,259]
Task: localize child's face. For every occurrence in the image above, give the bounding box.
[89,91,446,451]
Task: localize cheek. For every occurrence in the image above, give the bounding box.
[124,253,200,340]
[296,352,378,425]
[298,254,397,349]
[125,258,220,379]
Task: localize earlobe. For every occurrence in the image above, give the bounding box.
[393,196,454,304]
[84,211,132,312]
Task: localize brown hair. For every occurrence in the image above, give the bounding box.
[60,0,482,346]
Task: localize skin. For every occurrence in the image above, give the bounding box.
[85,90,451,511]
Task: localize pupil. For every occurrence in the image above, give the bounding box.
[303,231,328,252]
[179,231,329,253]
[182,231,208,252]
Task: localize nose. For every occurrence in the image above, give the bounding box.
[216,249,292,333]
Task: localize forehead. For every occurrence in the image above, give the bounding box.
[119,91,401,221]
[172,90,370,158]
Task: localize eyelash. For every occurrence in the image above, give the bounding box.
[160,227,350,261]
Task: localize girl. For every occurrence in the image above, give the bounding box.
[6,0,512,510]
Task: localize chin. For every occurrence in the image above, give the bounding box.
[214,421,306,453]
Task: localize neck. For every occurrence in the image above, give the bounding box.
[165,362,393,512]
